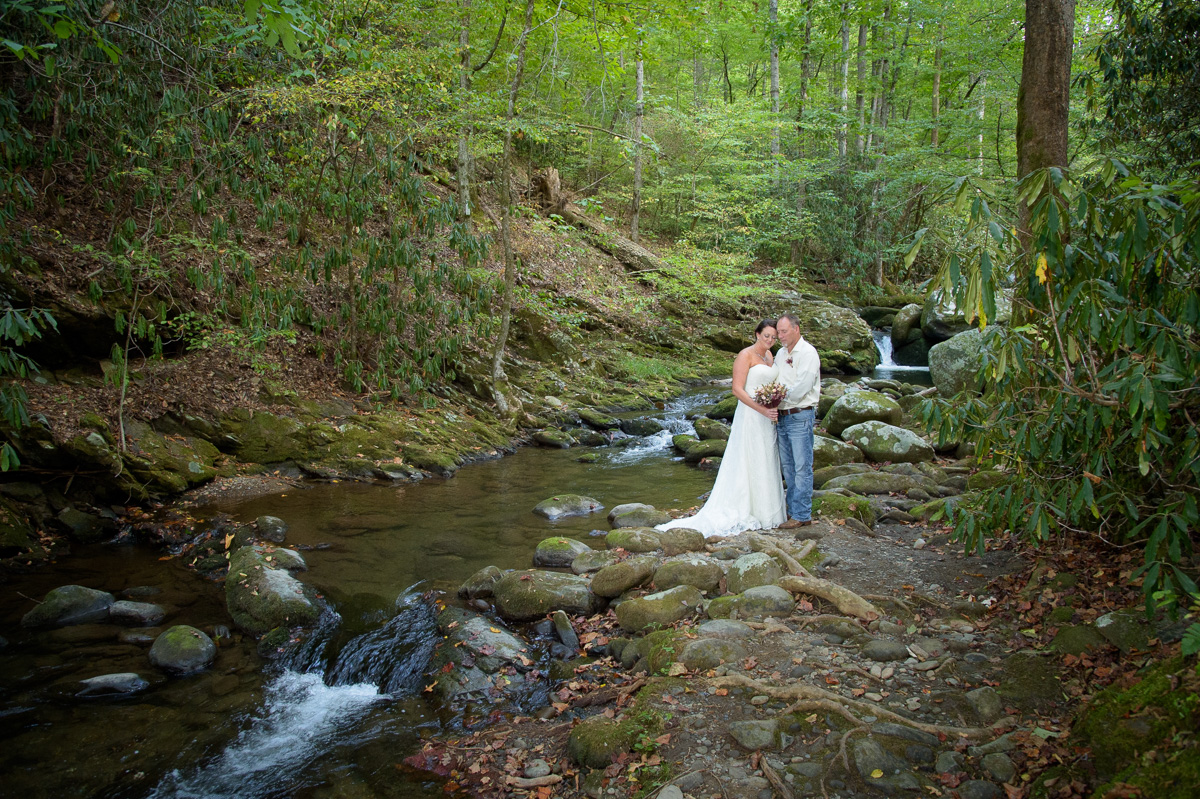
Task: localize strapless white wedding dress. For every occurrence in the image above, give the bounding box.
[657,363,787,538]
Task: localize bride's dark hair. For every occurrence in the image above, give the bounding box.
[754,319,778,336]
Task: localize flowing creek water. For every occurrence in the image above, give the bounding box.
[0,389,726,799]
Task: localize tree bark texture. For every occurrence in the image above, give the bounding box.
[770,0,781,184]
[631,39,643,243]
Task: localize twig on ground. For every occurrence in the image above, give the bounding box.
[760,755,795,799]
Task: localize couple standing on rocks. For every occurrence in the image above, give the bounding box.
[657,314,821,539]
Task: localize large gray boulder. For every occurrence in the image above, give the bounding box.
[492,570,605,621]
[225,545,320,635]
[615,585,704,632]
[726,552,783,595]
[428,607,533,703]
[653,555,725,594]
[890,303,924,349]
[606,527,663,553]
[21,585,114,629]
[533,494,604,520]
[922,288,1012,343]
[149,625,216,675]
[610,506,671,528]
[678,637,748,671]
[840,421,936,464]
[823,390,903,437]
[108,600,167,626]
[813,434,866,469]
[929,327,992,397]
[590,555,658,598]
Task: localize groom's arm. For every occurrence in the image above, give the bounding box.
[787,345,821,406]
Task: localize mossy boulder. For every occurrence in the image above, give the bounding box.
[890,303,924,349]
[929,327,993,397]
[708,395,738,420]
[823,471,936,495]
[578,408,620,430]
[615,585,704,632]
[1051,624,1109,656]
[683,439,727,463]
[533,494,604,520]
[657,527,706,556]
[734,585,796,618]
[532,428,575,449]
[148,625,216,675]
[653,555,725,594]
[571,549,619,574]
[21,585,115,629]
[967,470,1010,491]
[491,570,604,621]
[909,496,964,522]
[567,716,639,768]
[590,555,658,598]
[823,390,903,437]
[225,545,321,635]
[813,435,866,469]
[122,421,220,493]
[693,417,731,441]
[219,410,308,463]
[606,527,662,553]
[458,565,503,599]
[812,492,877,526]
[672,433,699,453]
[840,420,935,464]
[813,463,873,488]
[678,637,748,671]
[429,607,533,703]
[619,418,664,437]
[610,506,671,528]
[1095,609,1151,653]
[726,552,783,594]
[533,537,592,567]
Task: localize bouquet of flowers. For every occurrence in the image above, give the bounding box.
[753,380,787,409]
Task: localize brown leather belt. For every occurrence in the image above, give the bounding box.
[778,406,814,416]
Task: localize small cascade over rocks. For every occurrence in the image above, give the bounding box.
[872,330,931,376]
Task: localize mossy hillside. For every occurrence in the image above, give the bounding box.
[1070,656,1200,798]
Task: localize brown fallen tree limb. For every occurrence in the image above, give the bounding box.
[505,774,563,789]
[779,575,882,621]
[760,756,795,799]
[569,677,646,708]
[712,673,1015,740]
[749,535,815,578]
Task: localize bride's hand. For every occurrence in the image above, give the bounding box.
[764,407,779,422]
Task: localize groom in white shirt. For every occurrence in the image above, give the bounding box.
[774,313,821,528]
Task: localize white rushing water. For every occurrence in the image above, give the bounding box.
[872,329,931,373]
[152,672,384,799]
[606,387,724,465]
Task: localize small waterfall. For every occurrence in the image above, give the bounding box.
[872,329,929,374]
[153,586,437,799]
[606,388,723,464]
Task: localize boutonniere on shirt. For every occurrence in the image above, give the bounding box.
[786,356,793,366]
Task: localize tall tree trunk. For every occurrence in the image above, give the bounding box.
[838,5,849,159]
[770,0,780,185]
[457,0,473,240]
[631,37,644,243]
[1016,0,1075,258]
[932,22,943,148]
[490,0,536,416]
[791,1,813,266]
[855,22,866,157]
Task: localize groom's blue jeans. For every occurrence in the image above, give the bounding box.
[778,408,815,521]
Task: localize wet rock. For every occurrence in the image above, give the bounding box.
[551,610,579,652]
[108,600,166,626]
[76,672,150,697]
[615,585,704,632]
[256,515,289,543]
[852,737,911,782]
[533,536,592,568]
[929,327,994,396]
[533,494,603,520]
[967,734,1016,757]
[492,570,604,621]
[693,417,731,441]
[891,304,923,350]
[671,434,699,453]
[21,585,114,629]
[657,527,706,556]
[841,421,935,464]
[57,506,114,543]
[726,552,783,594]
[610,506,671,528]
[620,418,664,437]
[607,503,652,522]
[458,565,503,599]
[824,390,903,438]
[653,555,724,594]
[871,722,940,748]
[861,639,911,662]
[683,439,727,463]
[429,606,533,702]
[149,625,216,675]
[118,628,160,646]
[532,428,575,448]
[578,408,620,430]
[590,555,657,597]
[981,752,1016,783]
[923,288,1011,344]
[225,545,321,635]
[605,527,662,553]
[1095,609,1150,652]
[524,759,552,779]
[935,750,965,773]
[679,637,747,671]
[571,549,618,574]
[728,719,779,751]
[567,716,637,768]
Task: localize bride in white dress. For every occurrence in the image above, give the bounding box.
[657,320,787,538]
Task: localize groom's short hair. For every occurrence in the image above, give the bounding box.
[778,312,800,327]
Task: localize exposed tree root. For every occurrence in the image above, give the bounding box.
[778,575,882,620]
[750,534,815,578]
[711,673,1015,740]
